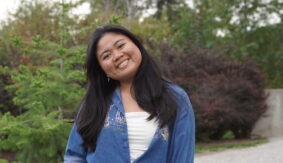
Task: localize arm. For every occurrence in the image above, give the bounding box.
[167,92,195,163]
[64,124,87,163]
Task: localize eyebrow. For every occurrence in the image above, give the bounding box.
[98,39,125,58]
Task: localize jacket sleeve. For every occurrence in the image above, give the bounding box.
[64,123,87,163]
[167,91,195,163]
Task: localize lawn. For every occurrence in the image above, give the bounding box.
[196,139,268,153]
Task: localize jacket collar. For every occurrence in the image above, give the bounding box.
[111,87,125,115]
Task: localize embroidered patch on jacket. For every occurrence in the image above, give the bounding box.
[115,110,126,124]
[153,127,169,141]
[103,105,127,130]
[103,104,114,128]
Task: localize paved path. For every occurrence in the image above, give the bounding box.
[195,137,283,163]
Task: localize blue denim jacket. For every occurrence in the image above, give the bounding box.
[64,83,195,163]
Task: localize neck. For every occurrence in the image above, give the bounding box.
[120,80,132,94]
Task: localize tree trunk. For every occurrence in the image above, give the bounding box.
[126,0,133,29]
[104,0,110,22]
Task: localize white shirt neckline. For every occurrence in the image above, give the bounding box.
[125,111,158,162]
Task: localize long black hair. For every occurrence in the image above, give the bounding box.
[77,24,178,152]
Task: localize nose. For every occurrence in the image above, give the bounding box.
[113,50,123,62]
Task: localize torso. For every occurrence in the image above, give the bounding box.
[64,83,195,163]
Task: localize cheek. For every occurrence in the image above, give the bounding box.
[100,61,114,75]
[128,46,142,61]
[134,49,142,64]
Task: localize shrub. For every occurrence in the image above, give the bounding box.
[162,45,268,141]
[0,112,72,163]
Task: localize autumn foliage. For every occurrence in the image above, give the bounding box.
[162,45,268,141]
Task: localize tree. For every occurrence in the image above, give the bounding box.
[0,1,88,161]
[166,0,283,88]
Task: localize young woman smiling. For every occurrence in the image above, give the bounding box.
[64,24,195,163]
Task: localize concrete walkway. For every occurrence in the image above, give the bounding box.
[195,137,283,163]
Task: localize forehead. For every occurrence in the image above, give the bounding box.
[97,33,129,51]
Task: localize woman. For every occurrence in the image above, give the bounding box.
[64,24,195,163]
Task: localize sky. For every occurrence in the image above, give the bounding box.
[0,0,20,22]
[0,0,90,22]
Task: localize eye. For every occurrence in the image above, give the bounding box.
[117,43,125,49]
[103,53,111,60]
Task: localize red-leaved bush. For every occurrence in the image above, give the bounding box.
[160,44,268,141]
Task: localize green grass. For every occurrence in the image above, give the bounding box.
[222,131,235,139]
[196,139,268,153]
[0,159,9,163]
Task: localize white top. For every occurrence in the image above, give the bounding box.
[125,112,158,162]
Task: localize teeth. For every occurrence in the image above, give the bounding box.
[118,60,128,68]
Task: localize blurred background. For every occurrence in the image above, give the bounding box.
[0,0,282,162]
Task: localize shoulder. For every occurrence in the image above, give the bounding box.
[164,81,193,115]
[164,81,189,100]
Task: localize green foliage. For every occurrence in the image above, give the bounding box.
[0,112,72,162]
[11,37,23,47]
[132,14,172,43]
[222,131,235,140]
[0,37,86,161]
[5,43,86,112]
[109,15,123,24]
[0,159,9,163]
[0,1,87,161]
[239,25,283,88]
[168,0,283,88]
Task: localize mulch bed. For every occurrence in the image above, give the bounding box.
[0,151,17,162]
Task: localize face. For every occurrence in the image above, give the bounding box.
[96,32,142,83]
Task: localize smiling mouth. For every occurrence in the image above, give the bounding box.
[117,59,129,69]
